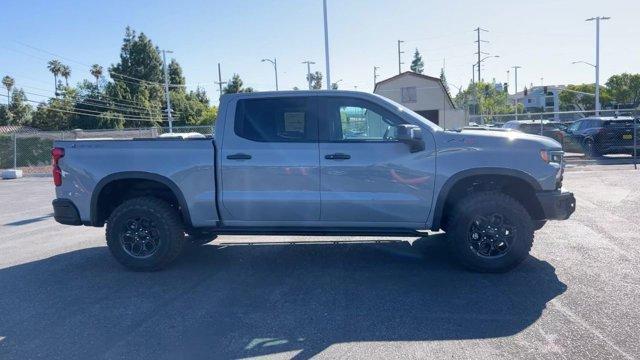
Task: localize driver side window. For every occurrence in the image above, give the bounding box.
[323,98,404,142]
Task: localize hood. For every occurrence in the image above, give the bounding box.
[440,128,563,150]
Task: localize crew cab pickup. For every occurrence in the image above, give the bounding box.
[52,91,575,272]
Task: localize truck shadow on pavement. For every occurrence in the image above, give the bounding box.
[0,234,566,359]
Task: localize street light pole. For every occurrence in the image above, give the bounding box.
[261,58,278,91]
[302,61,315,90]
[323,0,331,90]
[472,55,499,84]
[586,16,610,115]
[512,66,522,121]
[161,49,174,133]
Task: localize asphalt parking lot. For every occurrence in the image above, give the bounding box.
[0,167,639,359]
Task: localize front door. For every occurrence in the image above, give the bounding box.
[318,97,436,227]
[220,96,320,224]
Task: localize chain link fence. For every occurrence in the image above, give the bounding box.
[469,108,639,168]
[0,125,213,175]
[2,111,639,176]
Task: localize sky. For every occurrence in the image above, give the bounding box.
[1,0,639,105]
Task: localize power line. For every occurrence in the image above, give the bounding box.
[19,89,171,118]
[0,93,168,122]
[14,83,176,114]
[12,41,191,88]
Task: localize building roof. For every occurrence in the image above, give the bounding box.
[0,125,38,135]
[373,71,455,109]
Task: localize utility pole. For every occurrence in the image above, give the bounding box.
[397,40,404,74]
[373,66,380,88]
[474,27,489,82]
[323,0,331,90]
[506,69,510,93]
[512,66,522,121]
[161,49,174,133]
[586,16,610,115]
[261,58,278,90]
[302,61,315,90]
[215,63,227,96]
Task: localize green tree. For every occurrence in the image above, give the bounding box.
[0,105,9,126]
[7,89,32,125]
[190,87,209,105]
[410,49,424,74]
[559,84,611,111]
[306,71,323,90]
[60,64,71,87]
[331,82,339,90]
[96,111,125,129]
[2,75,15,105]
[90,64,103,89]
[454,81,517,116]
[605,73,640,107]
[30,90,76,130]
[106,27,165,127]
[168,59,185,93]
[223,74,254,93]
[47,59,63,93]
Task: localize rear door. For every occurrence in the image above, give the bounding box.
[220,96,320,224]
[318,97,435,227]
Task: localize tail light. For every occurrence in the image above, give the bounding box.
[51,147,65,186]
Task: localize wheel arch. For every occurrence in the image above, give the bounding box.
[90,171,192,228]
[431,168,543,231]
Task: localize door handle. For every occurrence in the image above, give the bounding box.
[227,153,252,160]
[325,153,351,160]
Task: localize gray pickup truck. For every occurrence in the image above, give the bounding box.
[52,91,575,272]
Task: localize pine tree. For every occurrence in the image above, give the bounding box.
[410,49,424,74]
[223,74,253,93]
[440,68,450,93]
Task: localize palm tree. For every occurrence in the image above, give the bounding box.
[47,59,63,94]
[2,75,14,105]
[90,64,103,89]
[60,64,71,87]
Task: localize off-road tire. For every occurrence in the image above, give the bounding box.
[106,197,185,271]
[446,191,534,273]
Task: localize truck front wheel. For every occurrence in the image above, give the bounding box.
[446,192,534,273]
[106,197,185,271]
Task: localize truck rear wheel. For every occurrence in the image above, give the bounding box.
[446,191,534,273]
[106,197,185,271]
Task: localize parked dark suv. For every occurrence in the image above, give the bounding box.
[502,120,564,144]
[563,117,639,157]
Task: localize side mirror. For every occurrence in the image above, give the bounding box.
[395,124,425,153]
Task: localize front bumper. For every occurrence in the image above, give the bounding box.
[52,198,82,225]
[536,190,576,220]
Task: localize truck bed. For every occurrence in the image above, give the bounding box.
[53,137,219,227]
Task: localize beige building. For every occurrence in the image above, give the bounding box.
[374,71,467,129]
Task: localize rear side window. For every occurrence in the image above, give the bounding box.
[234,97,317,142]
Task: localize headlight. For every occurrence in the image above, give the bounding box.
[540,149,563,164]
